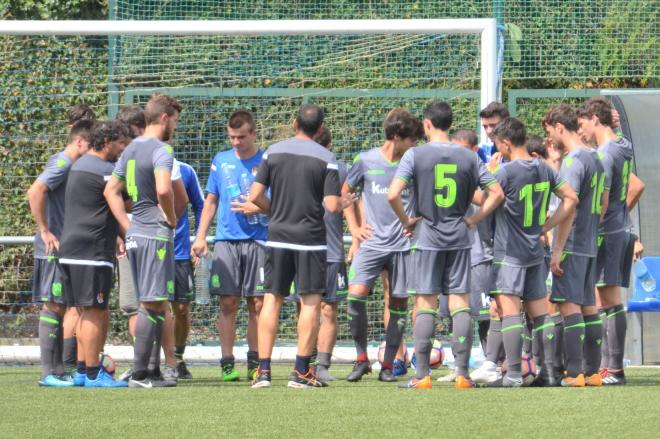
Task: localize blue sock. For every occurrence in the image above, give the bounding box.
[76,361,86,375]
[295,355,311,375]
[259,358,271,371]
[86,365,100,380]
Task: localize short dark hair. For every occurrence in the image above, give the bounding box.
[526,135,547,159]
[451,129,478,148]
[492,117,527,147]
[423,101,453,131]
[67,119,95,144]
[228,110,256,132]
[384,108,423,141]
[89,120,131,152]
[542,104,579,132]
[67,104,96,126]
[116,105,146,134]
[296,104,324,137]
[314,125,332,148]
[577,97,614,127]
[479,102,509,120]
[144,94,182,125]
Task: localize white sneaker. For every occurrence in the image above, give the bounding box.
[471,361,500,383]
[163,365,179,384]
[437,369,457,382]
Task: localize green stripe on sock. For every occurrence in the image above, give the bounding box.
[607,308,626,318]
[534,322,554,332]
[39,315,59,325]
[564,322,586,331]
[157,315,165,322]
[502,324,524,333]
[388,308,407,316]
[416,308,436,315]
[450,307,470,317]
[347,296,367,303]
[147,315,157,324]
[585,319,603,326]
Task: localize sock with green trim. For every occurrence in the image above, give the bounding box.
[532,314,553,376]
[607,304,626,370]
[599,308,609,370]
[502,315,523,379]
[247,350,259,369]
[563,313,585,377]
[522,316,533,354]
[383,306,407,369]
[147,312,165,374]
[583,313,603,375]
[413,310,436,380]
[133,308,160,381]
[38,310,61,378]
[485,318,503,364]
[552,313,564,372]
[347,294,368,358]
[174,345,185,362]
[451,308,473,377]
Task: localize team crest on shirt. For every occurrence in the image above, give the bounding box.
[97,292,105,304]
[251,166,259,177]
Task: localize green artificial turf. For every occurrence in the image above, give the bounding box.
[1,366,660,438]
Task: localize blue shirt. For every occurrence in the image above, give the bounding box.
[174,162,204,260]
[477,141,497,164]
[207,149,268,242]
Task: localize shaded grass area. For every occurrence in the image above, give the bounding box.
[1,366,660,438]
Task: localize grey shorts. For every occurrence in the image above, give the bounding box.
[288,261,349,304]
[551,254,597,306]
[348,247,410,298]
[491,261,547,301]
[126,235,175,303]
[118,255,137,316]
[410,248,470,296]
[210,240,266,297]
[438,262,490,319]
[596,231,634,288]
[32,256,66,305]
[174,260,195,303]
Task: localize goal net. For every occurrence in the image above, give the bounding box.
[0,19,497,362]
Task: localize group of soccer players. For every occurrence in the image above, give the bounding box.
[30,92,643,389]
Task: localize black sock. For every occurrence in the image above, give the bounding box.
[383,306,407,368]
[347,294,368,357]
[259,358,271,371]
[563,313,585,377]
[221,355,235,367]
[63,336,77,371]
[294,355,311,375]
[583,313,603,375]
[76,361,86,375]
[38,310,61,378]
[247,350,259,368]
[552,313,564,373]
[607,304,627,370]
[478,320,490,356]
[86,365,100,381]
[175,345,185,361]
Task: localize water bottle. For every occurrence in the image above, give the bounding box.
[221,163,241,203]
[239,172,259,225]
[194,251,211,305]
[258,188,270,227]
[633,260,656,292]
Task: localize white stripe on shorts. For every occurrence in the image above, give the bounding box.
[266,241,327,251]
[59,258,114,269]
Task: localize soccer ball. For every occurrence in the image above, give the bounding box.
[410,339,445,370]
[521,354,537,386]
[377,340,409,365]
[100,352,116,375]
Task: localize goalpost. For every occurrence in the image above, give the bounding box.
[0,18,499,364]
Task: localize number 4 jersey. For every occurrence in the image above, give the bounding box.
[395,141,496,251]
[598,137,634,235]
[493,158,564,267]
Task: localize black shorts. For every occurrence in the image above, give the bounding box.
[265,247,326,296]
[174,260,194,303]
[61,263,114,309]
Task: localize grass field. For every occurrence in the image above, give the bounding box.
[2,365,660,438]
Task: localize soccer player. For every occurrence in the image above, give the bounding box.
[192,110,267,382]
[105,93,182,388]
[389,102,504,389]
[486,117,577,387]
[477,102,510,164]
[114,104,189,383]
[59,120,131,387]
[240,104,348,388]
[577,97,644,385]
[67,104,96,127]
[28,119,93,386]
[342,108,423,383]
[169,160,204,379]
[543,104,607,387]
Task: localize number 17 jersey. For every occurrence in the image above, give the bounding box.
[493,159,563,267]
